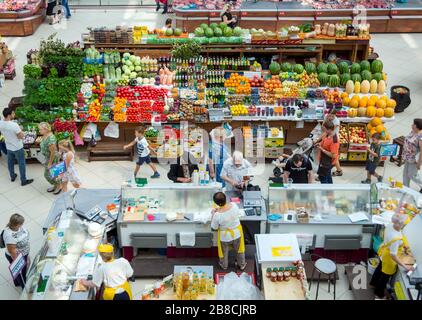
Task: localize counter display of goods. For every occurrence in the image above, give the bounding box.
[0,0,45,36]
[21,210,104,300]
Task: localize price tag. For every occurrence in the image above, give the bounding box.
[391,10,398,15]
[316,11,322,16]
[242,12,248,17]
[210,12,217,17]
[279,11,285,16]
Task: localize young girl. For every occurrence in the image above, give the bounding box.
[58,139,81,192]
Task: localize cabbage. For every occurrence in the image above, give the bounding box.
[135,66,142,72]
[129,55,137,63]
[129,65,135,72]
[123,52,131,59]
[130,72,137,79]
[125,60,133,67]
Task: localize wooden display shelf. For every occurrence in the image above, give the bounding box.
[261,266,306,300]
[0,1,46,36]
[152,289,216,300]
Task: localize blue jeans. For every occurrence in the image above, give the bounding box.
[0,141,7,156]
[318,174,333,184]
[7,148,28,183]
[61,0,71,18]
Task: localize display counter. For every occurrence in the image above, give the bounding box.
[267,184,375,253]
[0,0,45,36]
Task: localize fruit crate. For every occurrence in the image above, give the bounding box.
[265,147,285,159]
[348,151,368,162]
[348,123,369,151]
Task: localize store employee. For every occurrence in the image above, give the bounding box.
[283,154,313,184]
[221,151,251,191]
[81,244,134,300]
[167,151,199,183]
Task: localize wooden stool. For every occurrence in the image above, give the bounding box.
[390,136,405,167]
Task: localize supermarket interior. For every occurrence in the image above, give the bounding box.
[0,0,422,303]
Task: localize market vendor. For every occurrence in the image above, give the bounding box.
[208,127,230,185]
[221,3,237,29]
[167,151,199,183]
[370,213,413,300]
[221,151,252,191]
[211,192,246,271]
[80,244,134,300]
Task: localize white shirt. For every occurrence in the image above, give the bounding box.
[136,137,150,157]
[3,226,30,256]
[93,258,134,292]
[0,120,23,151]
[381,225,403,259]
[221,158,252,191]
[332,116,340,136]
[211,203,242,242]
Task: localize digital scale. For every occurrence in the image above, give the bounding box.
[75,205,104,223]
[242,191,262,216]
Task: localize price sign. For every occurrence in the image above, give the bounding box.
[242,12,248,17]
[316,11,322,16]
[210,12,217,17]
[9,253,26,280]
[279,11,285,17]
[391,10,398,15]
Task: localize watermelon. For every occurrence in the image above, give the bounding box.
[338,61,349,74]
[214,27,223,37]
[340,73,351,87]
[360,60,370,71]
[165,28,173,36]
[351,63,361,74]
[210,23,218,30]
[327,63,338,75]
[281,62,292,72]
[317,63,328,74]
[305,62,316,74]
[293,63,304,74]
[371,60,383,73]
[361,70,372,81]
[194,27,204,37]
[205,28,214,38]
[373,72,383,82]
[328,75,340,87]
[233,27,242,36]
[220,22,227,30]
[318,72,329,86]
[351,73,362,83]
[223,27,233,37]
[269,62,281,75]
[174,28,182,36]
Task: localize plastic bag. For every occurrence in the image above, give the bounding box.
[216,272,264,300]
[83,123,97,140]
[104,122,119,139]
[73,129,84,146]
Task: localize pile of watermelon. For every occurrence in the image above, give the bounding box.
[194,23,244,43]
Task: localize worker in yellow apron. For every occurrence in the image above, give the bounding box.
[370,213,413,299]
[211,192,246,271]
[81,243,134,300]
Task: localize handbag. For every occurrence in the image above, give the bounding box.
[317,152,333,177]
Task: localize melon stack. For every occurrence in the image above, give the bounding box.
[343,92,396,119]
[367,117,391,141]
[340,59,387,92]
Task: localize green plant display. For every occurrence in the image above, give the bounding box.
[23,64,42,79]
[15,105,73,124]
[171,40,201,60]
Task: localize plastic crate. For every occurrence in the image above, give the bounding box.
[348,151,367,161]
[215,272,256,285]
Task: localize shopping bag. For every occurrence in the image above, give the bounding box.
[104,122,119,139]
[35,151,47,165]
[411,171,422,187]
[95,128,102,141]
[83,123,97,141]
[49,161,66,178]
[73,129,84,146]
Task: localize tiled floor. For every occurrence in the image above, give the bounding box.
[1,9,422,300]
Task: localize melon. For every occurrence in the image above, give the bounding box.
[345,80,354,94]
[361,80,370,94]
[369,80,377,94]
[200,23,208,30]
[351,63,361,74]
[384,108,394,118]
[371,60,383,73]
[376,99,387,109]
[387,99,397,109]
[223,27,233,37]
[174,28,182,36]
[349,97,359,108]
[370,129,377,137]
[338,61,349,74]
[371,117,382,127]
[205,28,214,38]
[327,63,338,75]
[358,107,367,117]
[366,106,376,117]
[351,73,362,83]
[328,75,340,87]
[373,73,383,82]
[367,123,373,131]
[348,109,357,118]
[220,22,227,30]
[376,124,385,133]
[305,62,316,74]
[165,28,174,36]
[318,72,329,86]
[354,81,361,94]
[214,27,223,37]
[317,63,328,74]
[361,70,372,81]
[269,62,281,75]
[210,23,219,30]
[376,109,384,117]
[194,27,205,37]
[377,80,386,94]
[281,62,292,72]
[340,73,351,87]
[293,63,304,74]
[233,27,242,36]
[360,60,371,71]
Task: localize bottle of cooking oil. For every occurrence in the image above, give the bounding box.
[199,274,206,293]
[207,277,215,295]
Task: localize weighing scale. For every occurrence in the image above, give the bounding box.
[242,191,262,216]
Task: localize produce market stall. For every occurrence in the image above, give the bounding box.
[0,0,45,36]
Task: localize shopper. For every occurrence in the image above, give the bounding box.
[221,3,237,29]
[402,118,422,190]
[81,243,134,300]
[370,213,413,300]
[326,111,343,177]
[2,213,30,289]
[362,133,383,184]
[155,0,168,14]
[61,0,71,19]
[167,151,199,183]
[208,127,230,185]
[0,108,33,186]
[221,151,251,191]
[58,139,81,192]
[211,192,246,271]
[283,154,314,184]
[47,0,60,25]
[0,133,7,156]
[38,122,61,194]
[316,120,339,184]
[124,126,160,179]
[164,18,172,30]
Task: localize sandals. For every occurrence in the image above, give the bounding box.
[53,188,62,195]
[47,186,56,193]
[332,170,343,177]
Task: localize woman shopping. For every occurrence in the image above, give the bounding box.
[2,214,30,289]
[402,118,422,190]
[211,192,246,271]
[208,127,230,185]
[221,3,237,29]
[38,122,61,194]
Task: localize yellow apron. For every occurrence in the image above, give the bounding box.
[377,236,404,275]
[101,259,133,300]
[217,224,245,259]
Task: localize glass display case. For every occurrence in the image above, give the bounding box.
[21,210,96,300]
[268,184,371,217]
[120,184,222,222]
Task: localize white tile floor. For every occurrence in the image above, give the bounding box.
[1,8,422,300]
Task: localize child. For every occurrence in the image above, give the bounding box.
[362,133,383,184]
[58,139,81,192]
[124,126,160,179]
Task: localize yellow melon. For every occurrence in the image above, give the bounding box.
[367,99,376,107]
[358,107,367,117]
[370,129,377,137]
[371,117,382,127]
[348,108,357,118]
[366,106,376,117]
[376,99,387,109]
[354,81,361,94]
[370,95,378,101]
[342,97,351,106]
[376,124,385,133]
[345,80,354,94]
[387,99,397,109]
[367,123,373,131]
[361,80,370,94]
[378,80,386,94]
[341,92,349,99]
[349,99,359,109]
[359,99,368,108]
[376,108,385,118]
[369,80,378,94]
[380,95,388,101]
[384,107,394,118]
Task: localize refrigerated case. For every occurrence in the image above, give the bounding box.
[267,184,375,250]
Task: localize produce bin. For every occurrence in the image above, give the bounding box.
[390,85,411,113]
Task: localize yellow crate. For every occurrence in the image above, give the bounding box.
[348,151,367,161]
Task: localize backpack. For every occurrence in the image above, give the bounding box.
[0,230,5,248]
